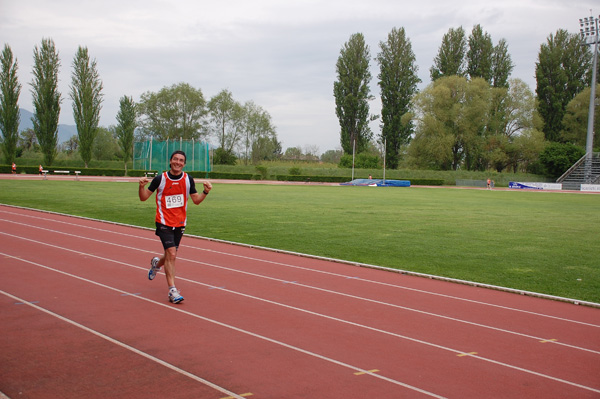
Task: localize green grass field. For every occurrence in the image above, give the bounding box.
[1,179,598,303]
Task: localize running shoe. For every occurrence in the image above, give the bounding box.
[148,257,160,280]
[169,288,184,304]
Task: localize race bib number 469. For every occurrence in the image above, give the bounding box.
[165,194,184,209]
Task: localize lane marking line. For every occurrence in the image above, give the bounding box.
[0,289,247,399]
[0,238,600,395]
[3,207,599,321]
[540,339,558,343]
[1,224,597,358]
[0,253,448,399]
[457,352,478,357]
[2,250,600,396]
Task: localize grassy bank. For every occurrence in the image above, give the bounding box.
[215,162,549,186]
[7,151,550,186]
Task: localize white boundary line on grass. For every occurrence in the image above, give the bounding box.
[1,203,598,309]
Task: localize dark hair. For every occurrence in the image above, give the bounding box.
[170,150,187,164]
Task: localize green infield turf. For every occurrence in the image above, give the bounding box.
[0,179,598,303]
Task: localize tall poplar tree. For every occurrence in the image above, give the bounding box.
[430,27,467,81]
[334,33,375,155]
[376,27,420,168]
[115,95,136,172]
[70,46,103,168]
[535,29,591,142]
[466,24,494,82]
[0,44,21,164]
[491,39,514,88]
[31,38,61,166]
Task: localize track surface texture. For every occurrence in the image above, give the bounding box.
[1,204,599,398]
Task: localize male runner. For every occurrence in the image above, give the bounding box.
[138,150,212,303]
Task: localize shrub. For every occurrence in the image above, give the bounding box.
[213,148,237,165]
[339,153,381,169]
[539,142,585,178]
[289,167,302,175]
[255,165,268,180]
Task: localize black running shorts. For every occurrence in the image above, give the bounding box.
[155,222,185,250]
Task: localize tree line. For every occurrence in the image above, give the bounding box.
[0,39,136,169]
[334,25,597,176]
[0,38,279,169]
[1,25,598,176]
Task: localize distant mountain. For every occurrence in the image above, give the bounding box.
[19,108,76,144]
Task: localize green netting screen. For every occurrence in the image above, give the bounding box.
[133,138,211,172]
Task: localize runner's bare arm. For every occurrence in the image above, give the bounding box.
[138,177,153,201]
[190,181,212,205]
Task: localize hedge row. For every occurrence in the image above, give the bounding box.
[276,175,349,183]
[0,165,154,177]
[188,171,254,180]
[0,165,444,185]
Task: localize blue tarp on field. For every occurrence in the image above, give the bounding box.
[340,179,410,187]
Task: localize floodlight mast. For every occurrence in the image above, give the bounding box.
[579,14,599,183]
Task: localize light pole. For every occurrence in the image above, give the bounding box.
[579,13,599,183]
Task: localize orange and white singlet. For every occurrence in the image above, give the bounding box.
[154,172,191,227]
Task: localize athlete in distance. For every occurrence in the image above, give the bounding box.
[138,150,212,303]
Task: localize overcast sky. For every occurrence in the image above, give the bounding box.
[0,0,597,153]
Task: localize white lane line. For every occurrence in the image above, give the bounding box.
[0,288,247,399]
[2,241,600,395]
[1,208,598,325]
[0,223,598,357]
[0,252,447,399]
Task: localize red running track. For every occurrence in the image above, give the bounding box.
[1,204,599,399]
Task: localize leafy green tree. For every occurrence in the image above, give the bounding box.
[408,76,491,170]
[31,38,61,166]
[466,24,494,82]
[535,29,591,142]
[0,44,21,164]
[430,27,467,80]
[18,128,38,151]
[92,127,119,160]
[320,149,343,164]
[251,135,282,163]
[115,95,137,172]
[283,146,303,160]
[376,27,420,169]
[491,39,514,88]
[486,79,542,171]
[461,78,492,170]
[508,128,546,173]
[70,46,103,168]
[62,134,78,154]
[334,33,376,155]
[208,89,245,159]
[138,82,207,141]
[561,84,600,147]
[244,101,277,164]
